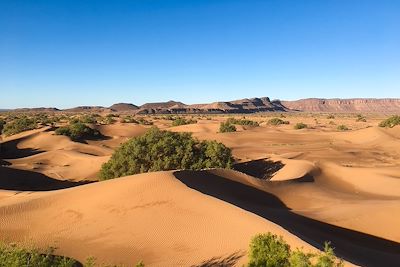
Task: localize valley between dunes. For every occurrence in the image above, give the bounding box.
[1,115,400,266]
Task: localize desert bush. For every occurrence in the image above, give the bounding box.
[171,117,197,126]
[0,243,77,267]
[0,119,4,134]
[99,127,233,180]
[2,117,37,136]
[337,125,349,131]
[219,122,237,133]
[267,118,289,126]
[248,233,343,267]
[327,114,335,119]
[80,114,99,124]
[137,118,153,125]
[379,115,400,128]
[122,115,138,124]
[294,122,307,129]
[55,122,101,141]
[356,114,366,122]
[226,118,259,126]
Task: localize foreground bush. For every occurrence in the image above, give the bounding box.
[219,122,237,133]
[99,127,233,180]
[171,117,197,126]
[379,115,400,128]
[294,122,307,129]
[2,117,37,136]
[267,118,289,126]
[55,122,101,141]
[248,233,343,267]
[226,118,259,126]
[0,243,76,267]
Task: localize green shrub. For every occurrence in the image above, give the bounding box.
[122,115,138,124]
[267,118,289,126]
[0,243,77,267]
[379,115,400,128]
[2,117,37,136]
[248,233,290,267]
[99,127,233,180]
[294,123,307,129]
[137,118,153,125]
[171,117,197,126]
[248,233,343,267]
[337,125,349,131]
[0,119,4,134]
[226,118,259,126]
[356,114,366,122]
[55,122,101,141]
[219,122,237,133]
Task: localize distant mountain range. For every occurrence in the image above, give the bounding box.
[3,97,400,114]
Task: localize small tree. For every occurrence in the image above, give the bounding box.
[99,128,233,180]
[219,122,236,133]
[55,122,101,141]
[337,125,349,131]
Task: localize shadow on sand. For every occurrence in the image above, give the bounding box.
[0,166,93,191]
[191,251,245,267]
[233,158,284,180]
[174,170,400,267]
[1,136,44,159]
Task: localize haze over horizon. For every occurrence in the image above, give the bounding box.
[1,0,399,109]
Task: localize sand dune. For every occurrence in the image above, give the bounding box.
[0,171,317,267]
[1,117,400,266]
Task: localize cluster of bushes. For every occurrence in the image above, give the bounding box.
[379,115,400,128]
[226,117,259,126]
[356,114,366,122]
[2,117,37,136]
[267,118,290,126]
[0,243,145,267]
[171,117,197,126]
[294,122,307,129]
[247,233,343,267]
[337,125,349,131]
[0,243,77,267]
[121,115,138,124]
[219,121,237,133]
[55,122,101,141]
[137,118,154,125]
[99,127,233,180]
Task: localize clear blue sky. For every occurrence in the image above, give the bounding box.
[1,0,399,108]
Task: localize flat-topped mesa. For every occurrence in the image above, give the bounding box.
[109,103,139,112]
[281,98,400,113]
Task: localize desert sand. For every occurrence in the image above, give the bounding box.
[1,114,400,266]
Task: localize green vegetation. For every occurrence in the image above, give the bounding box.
[356,114,367,122]
[379,115,400,128]
[247,233,343,267]
[137,118,154,125]
[337,125,349,131]
[219,121,237,133]
[226,117,259,126]
[294,122,307,129]
[99,127,233,180]
[2,117,37,136]
[267,118,289,126]
[0,243,77,267]
[121,115,138,123]
[55,122,101,141]
[171,117,197,126]
[0,119,4,134]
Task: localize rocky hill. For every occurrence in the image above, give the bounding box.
[4,97,400,114]
[281,98,400,113]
